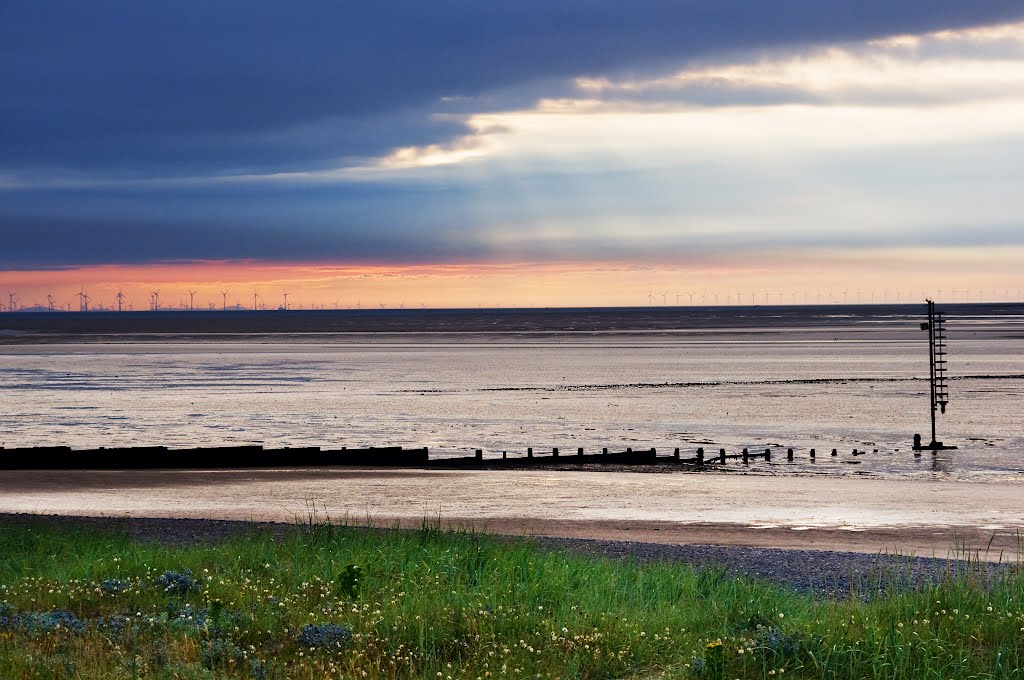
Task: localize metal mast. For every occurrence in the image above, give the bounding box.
[917,299,955,450]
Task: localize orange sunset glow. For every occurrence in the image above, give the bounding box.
[3,246,1023,312]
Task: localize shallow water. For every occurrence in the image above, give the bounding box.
[1,306,1022,481]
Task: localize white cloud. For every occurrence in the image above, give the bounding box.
[575,21,1024,104]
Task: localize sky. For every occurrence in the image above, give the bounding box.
[3,1,1024,310]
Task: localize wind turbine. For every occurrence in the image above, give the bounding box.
[7,291,16,312]
[187,290,197,311]
[281,290,290,311]
[253,290,259,311]
[711,291,720,305]
[116,289,126,312]
[686,291,695,304]
[77,288,90,312]
[647,291,655,305]
[150,290,160,311]
[221,290,229,311]
[47,292,56,312]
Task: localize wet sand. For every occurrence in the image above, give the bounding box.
[2,468,1021,560]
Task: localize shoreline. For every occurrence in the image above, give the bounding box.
[2,467,1022,560]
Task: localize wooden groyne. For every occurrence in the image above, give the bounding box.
[0,445,429,470]
[0,444,899,470]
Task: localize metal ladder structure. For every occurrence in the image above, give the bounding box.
[917,300,956,450]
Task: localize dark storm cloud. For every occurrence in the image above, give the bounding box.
[0,212,488,269]
[3,0,1023,175]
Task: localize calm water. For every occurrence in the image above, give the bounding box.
[1,305,1022,480]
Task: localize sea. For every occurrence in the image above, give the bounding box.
[1,304,1022,481]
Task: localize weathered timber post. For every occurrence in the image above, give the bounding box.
[810,448,816,459]
[787,448,794,461]
[674,447,680,459]
[602,447,608,455]
[527,447,533,459]
[552,447,559,458]
[719,448,726,464]
[764,448,771,461]
[742,448,749,464]
[577,447,584,457]
[475,449,483,462]
[831,448,838,456]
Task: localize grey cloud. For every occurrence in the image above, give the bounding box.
[3,0,1023,177]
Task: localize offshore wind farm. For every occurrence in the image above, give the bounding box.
[4,287,1024,313]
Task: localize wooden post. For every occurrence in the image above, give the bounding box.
[742,448,749,464]
[552,447,559,458]
[527,447,533,459]
[697,447,704,464]
[577,447,584,457]
[674,447,680,459]
[602,447,608,455]
[764,448,771,461]
[810,448,816,459]
[475,449,483,461]
[831,448,838,456]
[502,451,507,459]
[719,448,726,464]
[787,448,793,461]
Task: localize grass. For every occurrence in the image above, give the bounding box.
[0,518,1022,679]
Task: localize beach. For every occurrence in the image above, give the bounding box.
[2,305,1022,559]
